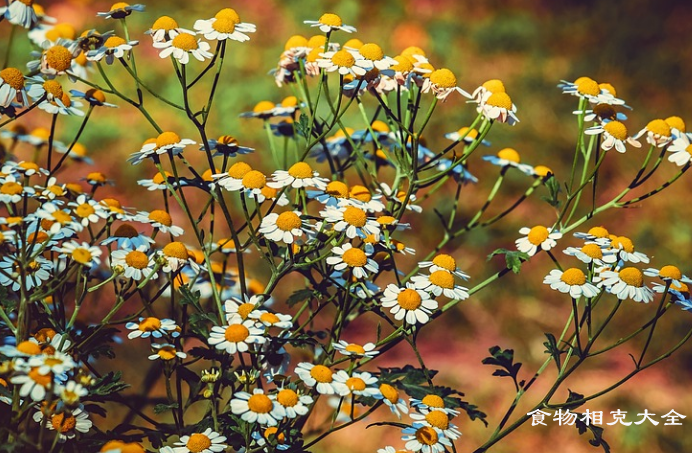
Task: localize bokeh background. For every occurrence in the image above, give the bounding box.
[4,0,692,451]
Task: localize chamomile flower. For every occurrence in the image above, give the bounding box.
[70,88,117,107]
[595,266,653,303]
[259,210,309,244]
[326,243,379,279]
[26,351,76,376]
[251,427,290,451]
[444,126,490,146]
[347,185,386,212]
[30,42,78,78]
[204,135,254,157]
[295,363,349,396]
[1,0,39,28]
[231,389,282,426]
[146,16,190,43]
[317,49,367,77]
[96,2,145,19]
[55,241,102,267]
[194,8,256,43]
[208,318,265,354]
[559,77,604,103]
[0,256,52,291]
[375,383,409,418]
[410,394,459,415]
[172,428,227,453]
[133,209,184,237]
[272,388,313,418]
[101,223,155,249]
[10,367,53,401]
[307,180,350,206]
[332,370,379,397]
[543,268,600,298]
[128,132,196,165]
[224,295,265,322]
[0,67,29,107]
[148,343,186,361]
[56,381,88,406]
[634,119,673,147]
[304,13,356,33]
[422,68,470,101]
[153,32,213,64]
[160,241,193,273]
[610,236,649,263]
[584,120,641,153]
[249,310,293,330]
[418,254,470,280]
[320,204,381,239]
[410,410,462,440]
[643,265,690,286]
[471,78,506,104]
[33,407,92,441]
[402,423,453,453]
[68,195,108,226]
[515,225,562,256]
[479,91,518,125]
[220,168,268,199]
[411,270,469,300]
[482,148,534,174]
[652,281,692,310]
[0,175,35,203]
[110,246,157,281]
[86,36,138,64]
[126,317,179,339]
[333,340,379,358]
[381,284,438,325]
[573,225,611,242]
[666,132,692,166]
[268,162,328,189]
[563,243,617,265]
[377,183,422,213]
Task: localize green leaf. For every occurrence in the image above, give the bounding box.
[574,412,611,452]
[543,332,563,369]
[482,346,523,384]
[296,113,311,138]
[188,312,216,337]
[487,249,530,274]
[90,371,130,398]
[153,402,179,414]
[286,288,314,308]
[179,285,202,310]
[541,176,562,207]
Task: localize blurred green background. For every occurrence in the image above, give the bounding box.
[4,0,692,451]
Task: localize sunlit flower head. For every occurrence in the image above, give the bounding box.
[643,265,690,287]
[418,254,470,280]
[55,241,102,268]
[133,209,184,237]
[332,370,379,397]
[208,318,265,354]
[194,8,256,43]
[101,223,155,250]
[544,268,600,298]
[320,204,381,239]
[411,270,469,300]
[402,422,453,453]
[409,409,462,440]
[110,245,157,281]
[422,68,471,101]
[146,15,191,43]
[333,340,379,358]
[268,162,328,189]
[0,67,29,107]
[172,428,227,453]
[515,225,562,256]
[96,2,145,19]
[153,32,213,64]
[126,316,179,339]
[374,383,409,418]
[148,343,186,361]
[666,132,692,167]
[317,49,367,77]
[204,135,254,157]
[595,266,653,303]
[479,91,518,125]
[634,119,673,147]
[230,389,282,426]
[295,362,349,395]
[86,35,138,64]
[563,242,617,266]
[33,407,92,441]
[381,284,438,325]
[259,210,309,244]
[326,243,379,279]
[304,13,356,33]
[609,235,649,264]
[584,120,641,153]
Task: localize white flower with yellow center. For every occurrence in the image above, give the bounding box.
[317,49,367,77]
[644,265,690,287]
[0,175,35,203]
[381,284,437,325]
[55,241,102,267]
[349,43,397,71]
[563,242,617,266]
[110,246,157,281]
[153,31,213,64]
[160,241,193,273]
[37,176,67,200]
[0,255,52,291]
[101,223,154,250]
[133,209,184,237]
[410,395,459,416]
[308,180,351,207]
[410,409,462,440]
[411,270,469,300]
[204,134,255,157]
[295,362,349,395]
[0,67,29,107]
[68,194,108,227]
[138,171,176,191]
[10,366,53,401]
[320,204,381,239]
[444,126,490,146]
[259,210,308,244]
[418,254,470,280]
[595,266,653,303]
[231,389,283,426]
[126,316,179,339]
[584,120,641,153]
[609,235,649,264]
[471,78,506,105]
[146,15,191,43]
[515,225,562,256]
[249,310,293,330]
[544,268,600,298]
[666,132,692,167]
[212,161,253,190]
[194,8,256,42]
[332,370,379,397]
[208,318,265,354]
[326,243,379,279]
[482,147,533,174]
[25,351,76,375]
[374,383,409,418]
[573,225,611,243]
[333,340,379,358]
[33,407,92,441]
[272,387,312,419]
[86,35,138,64]
[128,132,196,165]
[422,68,470,101]
[402,423,452,453]
[56,380,88,406]
[96,2,145,19]
[634,119,673,147]
[479,91,518,125]
[172,428,227,453]
[304,13,356,33]
[148,343,187,361]
[268,161,328,190]
[220,168,268,200]
[224,295,264,322]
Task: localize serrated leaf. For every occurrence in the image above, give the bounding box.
[541,176,562,207]
[482,346,522,384]
[574,413,611,453]
[90,371,129,398]
[487,248,530,274]
[543,332,563,369]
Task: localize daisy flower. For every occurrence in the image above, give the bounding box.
[409,410,462,440]
[295,363,349,396]
[563,243,617,266]
[320,204,381,239]
[10,367,53,401]
[249,310,293,330]
[381,284,438,325]
[304,13,356,33]
[479,91,519,125]
[101,223,155,250]
[251,427,290,451]
[332,340,379,358]
[0,256,52,291]
[146,15,190,43]
[402,423,453,453]
[422,68,470,101]
[172,428,227,453]
[374,383,409,418]
[96,2,145,19]
[1,0,39,28]
[33,407,92,441]
[128,131,196,165]
[126,316,179,339]
[208,318,265,354]
[204,135,254,157]
[0,175,35,203]
[347,185,386,212]
[410,394,459,415]
[55,241,102,267]
[652,281,692,309]
[666,132,692,167]
[110,246,157,281]
[595,266,654,303]
[272,387,313,419]
[231,389,283,426]
[259,210,308,244]
[68,195,108,227]
[332,370,379,397]
[444,126,491,146]
[418,254,470,280]
[148,343,187,361]
[584,120,641,153]
[326,243,379,279]
[643,265,690,287]
[26,352,76,375]
[515,225,562,256]
[610,235,649,263]
[543,268,600,298]
[219,168,268,200]
[317,49,367,77]
[471,78,506,105]
[160,241,193,273]
[634,119,673,147]
[138,171,175,191]
[194,8,256,43]
[307,180,351,207]
[70,88,118,107]
[133,209,184,237]
[559,77,606,103]
[573,225,611,242]
[482,148,534,174]
[29,42,77,78]
[411,270,469,300]
[0,67,29,107]
[268,161,328,189]
[350,42,397,71]
[224,294,265,322]
[56,381,89,406]
[86,36,138,65]
[153,32,213,64]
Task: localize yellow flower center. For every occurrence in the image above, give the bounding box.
[288,162,314,179]
[259,312,280,325]
[224,324,250,343]
[125,251,149,269]
[0,68,24,90]
[618,267,644,287]
[275,211,302,232]
[331,49,356,68]
[527,226,549,245]
[497,148,520,163]
[421,394,444,408]
[242,170,266,189]
[52,211,72,224]
[612,236,634,253]
[148,210,173,226]
[429,68,456,88]
[156,131,181,148]
[87,172,105,183]
[415,426,439,446]
[138,317,162,331]
[212,17,236,33]
[71,248,93,264]
[432,254,456,272]
[346,377,366,391]
[486,92,513,109]
[310,365,333,383]
[343,206,367,227]
[391,55,413,72]
[215,8,240,23]
[186,433,212,453]
[587,226,609,238]
[377,215,396,226]
[345,343,366,354]
[560,268,587,286]
[45,46,73,72]
[425,410,450,430]
[152,15,178,30]
[46,23,77,42]
[285,35,309,50]
[110,2,129,10]
[673,282,689,292]
[455,127,478,139]
[75,203,95,218]
[248,394,273,413]
[163,242,188,260]
[1,181,22,195]
[114,223,138,238]
[342,248,368,267]
[324,181,349,198]
[598,82,616,96]
[397,288,422,310]
[580,243,603,259]
[659,265,682,280]
[350,185,372,202]
[533,165,553,177]
[43,80,64,99]
[171,33,198,51]
[227,162,252,179]
[576,77,599,96]
[429,270,455,289]
[51,413,76,433]
[157,346,177,360]
[17,340,42,355]
[646,119,671,137]
[28,368,51,387]
[104,36,127,48]
[277,389,299,407]
[253,100,275,113]
[152,171,171,185]
[358,43,384,61]
[318,13,342,27]
[379,383,399,403]
[482,79,505,93]
[665,116,685,133]
[603,121,628,141]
